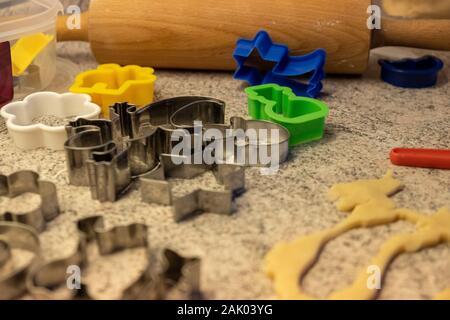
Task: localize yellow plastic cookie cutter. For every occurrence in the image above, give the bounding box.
[70,64,157,117]
[11,33,54,77]
[265,172,450,300]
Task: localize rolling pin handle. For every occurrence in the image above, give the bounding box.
[374,17,450,51]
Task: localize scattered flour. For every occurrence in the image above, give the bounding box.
[0,193,41,213]
[32,115,76,127]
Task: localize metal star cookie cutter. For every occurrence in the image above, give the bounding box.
[233,30,326,98]
[27,215,201,300]
[140,154,246,222]
[0,171,60,232]
[0,222,40,300]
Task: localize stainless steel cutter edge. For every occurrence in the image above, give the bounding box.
[0,170,60,232]
[26,215,202,300]
[140,154,246,222]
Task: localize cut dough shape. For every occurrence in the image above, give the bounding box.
[264,172,450,300]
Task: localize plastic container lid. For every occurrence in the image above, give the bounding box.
[0,0,63,42]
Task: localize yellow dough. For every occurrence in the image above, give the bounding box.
[383,0,450,19]
[264,172,450,300]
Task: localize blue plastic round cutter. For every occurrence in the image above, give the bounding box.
[379,55,444,88]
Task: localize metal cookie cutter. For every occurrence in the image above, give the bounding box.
[140,154,245,222]
[0,171,60,232]
[219,117,290,168]
[110,96,225,175]
[171,106,290,168]
[233,30,326,98]
[64,120,131,202]
[111,96,225,139]
[27,215,201,300]
[64,97,226,202]
[0,222,40,300]
[245,84,329,146]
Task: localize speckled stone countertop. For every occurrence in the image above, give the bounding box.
[0,41,449,299]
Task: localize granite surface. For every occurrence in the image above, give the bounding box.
[0,39,449,299]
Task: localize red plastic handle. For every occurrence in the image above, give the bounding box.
[390,148,450,170]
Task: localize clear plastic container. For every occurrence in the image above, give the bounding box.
[0,0,62,98]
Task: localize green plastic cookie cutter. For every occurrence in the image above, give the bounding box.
[245,84,329,146]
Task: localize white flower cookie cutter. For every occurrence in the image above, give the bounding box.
[1,92,101,150]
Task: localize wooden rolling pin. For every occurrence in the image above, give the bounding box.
[57,0,450,74]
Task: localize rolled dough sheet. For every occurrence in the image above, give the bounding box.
[383,0,450,19]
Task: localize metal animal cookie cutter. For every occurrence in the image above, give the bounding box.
[64,97,226,202]
[140,154,246,222]
[0,170,60,232]
[109,96,226,174]
[27,215,201,300]
[0,222,40,299]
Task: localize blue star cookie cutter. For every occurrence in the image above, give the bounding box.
[233,30,326,98]
[379,55,444,88]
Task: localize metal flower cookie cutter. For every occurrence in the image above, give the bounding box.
[0,222,40,300]
[0,170,60,300]
[70,64,157,117]
[0,170,60,232]
[0,92,101,150]
[245,84,329,146]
